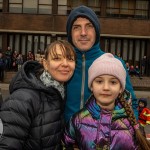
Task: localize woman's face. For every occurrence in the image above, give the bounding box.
[91,75,123,110]
[43,44,75,83]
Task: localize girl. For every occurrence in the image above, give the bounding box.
[0,40,76,149]
[63,53,150,150]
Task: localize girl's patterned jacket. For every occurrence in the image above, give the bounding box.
[63,95,138,150]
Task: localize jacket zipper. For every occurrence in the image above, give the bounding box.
[80,54,85,109]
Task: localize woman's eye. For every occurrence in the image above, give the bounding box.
[68,57,75,61]
[53,57,61,60]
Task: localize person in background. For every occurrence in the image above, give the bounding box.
[35,48,41,62]
[129,65,135,76]
[141,56,147,76]
[63,53,150,150]
[12,50,18,71]
[27,51,34,61]
[125,62,130,73]
[0,40,76,149]
[135,65,142,79]
[129,65,142,79]
[0,52,5,82]
[138,98,150,137]
[5,46,12,70]
[65,5,138,122]
[16,54,24,71]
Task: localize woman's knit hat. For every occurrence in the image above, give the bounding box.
[88,53,126,90]
[66,5,100,46]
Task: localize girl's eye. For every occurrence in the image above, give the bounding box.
[96,80,103,84]
[111,80,117,84]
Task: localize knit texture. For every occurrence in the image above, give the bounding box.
[88,53,126,90]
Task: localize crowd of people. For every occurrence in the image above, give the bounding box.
[0,47,45,82]
[126,62,142,79]
[0,5,149,150]
[125,55,149,79]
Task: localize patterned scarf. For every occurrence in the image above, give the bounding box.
[40,70,65,99]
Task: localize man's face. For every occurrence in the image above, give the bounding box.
[71,17,96,51]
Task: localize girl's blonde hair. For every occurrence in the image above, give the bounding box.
[118,92,150,150]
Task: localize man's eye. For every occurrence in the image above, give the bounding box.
[86,24,94,29]
[73,26,80,30]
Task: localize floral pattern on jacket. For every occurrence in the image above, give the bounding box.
[63,95,138,150]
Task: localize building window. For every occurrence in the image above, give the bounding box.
[106,0,118,16]
[23,0,37,14]
[0,0,3,12]
[67,0,100,15]
[58,0,67,15]
[88,0,101,16]
[38,0,52,14]
[120,0,129,15]
[9,0,52,14]
[106,0,149,19]
[9,0,22,13]
[135,0,148,19]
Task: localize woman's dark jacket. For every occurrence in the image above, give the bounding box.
[0,61,64,150]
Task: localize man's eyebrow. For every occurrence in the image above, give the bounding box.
[72,24,80,26]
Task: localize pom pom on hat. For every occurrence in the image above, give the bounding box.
[88,53,126,90]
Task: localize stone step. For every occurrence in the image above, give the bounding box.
[3,71,17,83]
[130,76,150,91]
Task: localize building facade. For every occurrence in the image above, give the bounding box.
[0,0,150,75]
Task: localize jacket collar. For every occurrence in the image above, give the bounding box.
[74,43,104,60]
[85,95,127,120]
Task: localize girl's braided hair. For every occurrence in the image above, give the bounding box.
[118,92,150,150]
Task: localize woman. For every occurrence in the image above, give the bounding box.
[0,40,76,149]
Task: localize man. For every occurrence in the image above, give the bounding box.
[5,46,12,70]
[65,5,138,122]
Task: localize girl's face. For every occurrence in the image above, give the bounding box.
[139,101,145,108]
[43,44,75,83]
[91,75,123,110]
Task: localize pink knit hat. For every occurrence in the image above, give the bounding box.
[88,53,126,90]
